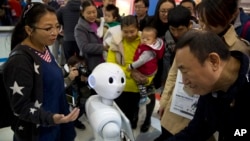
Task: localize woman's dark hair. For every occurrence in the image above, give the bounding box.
[120,15,139,29]
[80,0,96,17]
[152,0,176,25]
[148,0,176,37]
[11,2,56,50]
[175,29,230,64]
[197,0,238,28]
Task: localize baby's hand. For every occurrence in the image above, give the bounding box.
[127,66,131,71]
[127,64,133,71]
[103,46,109,51]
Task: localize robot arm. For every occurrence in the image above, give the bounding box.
[86,95,122,141]
[102,122,120,141]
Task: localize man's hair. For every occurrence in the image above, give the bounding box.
[67,55,87,67]
[105,4,119,19]
[142,26,158,38]
[175,29,230,64]
[168,5,191,28]
[134,0,149,8]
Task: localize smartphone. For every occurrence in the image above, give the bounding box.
[66,94,76,107]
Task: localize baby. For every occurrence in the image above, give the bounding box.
[128,26,165,105]
[97,4,121,61]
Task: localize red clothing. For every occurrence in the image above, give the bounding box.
[8,0,22,17]
[133,43,164,75]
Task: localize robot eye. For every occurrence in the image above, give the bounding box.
[109,77,113,84]
[121,77,125,83]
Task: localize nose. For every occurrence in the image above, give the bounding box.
[51,29,59,35]
[127,33,132,38]
[172,31,179,39]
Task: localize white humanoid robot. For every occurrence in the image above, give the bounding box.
[86,62,135,141]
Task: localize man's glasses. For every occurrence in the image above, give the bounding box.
[33,25,62,34]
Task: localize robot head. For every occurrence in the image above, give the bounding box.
[88,62,126,99]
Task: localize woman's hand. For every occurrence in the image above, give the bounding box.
[53,108,80,124]
[130,69,148,84]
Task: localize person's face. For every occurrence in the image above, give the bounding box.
[104,11,116,23]
[181,2,195,17]
[141,30,156,45]
[169,25,190,40]
[198,14,226,34]
[103,0,116,7]
[159,1,175,23]
[122,25,139,42]
[134,1,148,17]
[81,5,97,23]
[31,12,60,46]
[175,46,218,95]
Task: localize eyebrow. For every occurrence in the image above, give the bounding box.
[177,65,184,70]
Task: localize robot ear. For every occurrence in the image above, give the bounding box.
[88,75,96,88]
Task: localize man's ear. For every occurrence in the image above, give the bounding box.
[24,25,33,36]
[208,52,220,71]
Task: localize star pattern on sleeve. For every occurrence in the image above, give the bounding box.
[34,100,42,108]
[30,108,37,114]
[10,81,24,95]
[14,112,19,117]
[34,63,40,74]
[18,126,24,130]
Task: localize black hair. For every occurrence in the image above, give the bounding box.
[11,2,56,50]
[134,0,149,8]
[149,0,176,37]
[80,0,96,18]
[120,15,139,29]
[180,0,196,8]
[152,0,176,24]
[197,0,238,27]
[67,55,87,67]
[175,29,230,64]
[168,5,191,28]
[105,4,119,20]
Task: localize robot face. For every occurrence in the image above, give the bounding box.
[88,63,126,99]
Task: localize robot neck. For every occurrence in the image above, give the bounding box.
[101,98,113,106]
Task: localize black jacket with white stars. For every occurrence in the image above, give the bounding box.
[3,44,76,141]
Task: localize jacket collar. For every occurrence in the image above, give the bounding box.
[214,51,250,99]
[78,17,95,33]
[223,25,238,48]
